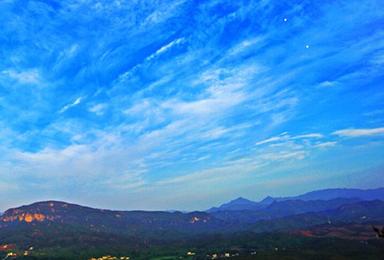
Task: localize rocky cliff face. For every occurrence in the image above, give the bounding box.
[0,201,74,225]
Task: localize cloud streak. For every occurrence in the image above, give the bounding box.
[59,97,84,114]
[333,127,384,137]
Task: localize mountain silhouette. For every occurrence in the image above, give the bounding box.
[209,187,384,212]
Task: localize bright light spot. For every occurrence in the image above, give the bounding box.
[283,18,288,22]
[305,45,310,49]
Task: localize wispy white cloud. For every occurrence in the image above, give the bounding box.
[59,97,84,113]
[292,133,324,139]
[10,137,147,190]
[116,38,185,83]
[333,127,384,137]
[143,0,187,25]
[256,132,323,146]
[147,38,185,61]
[154,147,308,189]
[255,136,286,146]
[318,80,337,88]
[89,103,107,116]
[227,37,265,56]
[1,69,41,85]
[314,141,337,148]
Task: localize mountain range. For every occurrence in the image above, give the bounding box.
[1,187,384,232]
[1,187,384,259]
[208,187,384,212]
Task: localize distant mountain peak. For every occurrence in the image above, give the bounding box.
[230,197,252,203]
[256,196,276,206]
[207,197,261,212]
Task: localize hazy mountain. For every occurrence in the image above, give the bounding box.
[211,198,362,223]
[207,197,262,212]
[209,187,384,212]
[279,187,384,201]
[252,200,384,233]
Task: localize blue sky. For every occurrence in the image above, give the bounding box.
[0,0,383,211]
